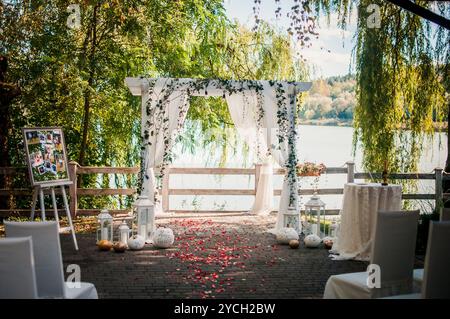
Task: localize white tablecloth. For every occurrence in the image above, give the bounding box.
[331,183,402,261]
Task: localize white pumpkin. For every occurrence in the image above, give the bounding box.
[153,227,175,248]
[304,234,322,248]
[127,235,145,250]
[276,227,299,244]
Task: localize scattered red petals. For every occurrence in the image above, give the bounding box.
[164,218,279,298]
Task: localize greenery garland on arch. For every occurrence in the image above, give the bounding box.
[274,82,300,207]
[139,78,301,206]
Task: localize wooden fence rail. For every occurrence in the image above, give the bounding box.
[0,161,445,217]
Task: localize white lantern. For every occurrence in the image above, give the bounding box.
[329,220,340,238]
[283,206,301,234]
[133,195,155,243]
[304,193,326,237]
[118,220,131,246]
[97,209,113,242]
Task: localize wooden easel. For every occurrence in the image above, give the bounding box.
[30,180,78,250]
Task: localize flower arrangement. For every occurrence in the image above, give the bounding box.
[296,162,326,176]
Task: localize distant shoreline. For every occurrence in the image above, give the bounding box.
[299,119,447,132]
[300,119,352,127]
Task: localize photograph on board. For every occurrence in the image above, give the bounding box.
[23,127,70,186]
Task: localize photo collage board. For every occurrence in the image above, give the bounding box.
[23,127,70,186]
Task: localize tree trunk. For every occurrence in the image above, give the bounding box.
[78,4,99,167]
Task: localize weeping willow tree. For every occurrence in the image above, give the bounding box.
[304,1,449,176]
[178,21,308,166]
[353,0,448,175]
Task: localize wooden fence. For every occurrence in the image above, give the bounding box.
[0,161,446,217]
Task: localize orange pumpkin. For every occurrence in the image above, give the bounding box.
[113,242,127,253]
[289,239,300,249]
[97,240,113,251]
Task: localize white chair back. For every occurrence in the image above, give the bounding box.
[5,221,66,298]
[440,208,450,221]
[370,210,420,297]
[0,237,38,299]
[422,221,450,298]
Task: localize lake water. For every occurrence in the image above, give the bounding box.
[169,125,447,212]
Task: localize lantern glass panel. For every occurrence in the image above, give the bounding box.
[146,208,155,240]
[284,213,300,234]
[304,194,326,237]
[119,221,131,244]
[138,208,149,238]
[97,220,112,241]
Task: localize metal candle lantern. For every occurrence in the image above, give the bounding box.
[304,193,326,237]
[97,209,113,242]
[329,220,339,238]
[118,220,131,245]
[283,206,301,235]
[133,195,155,243]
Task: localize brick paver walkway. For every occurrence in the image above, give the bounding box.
[61,214,369,299]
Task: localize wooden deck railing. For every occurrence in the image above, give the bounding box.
[0,161,446,217]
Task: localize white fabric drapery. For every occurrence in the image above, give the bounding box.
[224,84,299,224]
[141,78,190,215]
[133,78,310,230]
[224,89,273,215]
[251,156,274,215]
[259,81,299,232]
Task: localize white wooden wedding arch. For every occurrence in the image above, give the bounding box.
[125,77,312,232]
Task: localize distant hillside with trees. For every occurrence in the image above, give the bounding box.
[300,74,356,126]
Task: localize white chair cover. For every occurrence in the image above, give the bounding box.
[412,209,450,288]
[5,221,98,299]
[421,221,450,298]
[383,221,450,299]
[441,208,450,221]
[324,210,419,299]
[0,237,38,299]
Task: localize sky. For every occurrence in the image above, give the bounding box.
[223,0,358,79]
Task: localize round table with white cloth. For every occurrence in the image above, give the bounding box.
[330,183,402,261]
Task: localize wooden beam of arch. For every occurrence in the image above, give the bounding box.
[125,77,312,96]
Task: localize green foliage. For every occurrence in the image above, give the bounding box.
[353,0,448,174]
[1,0,307,209]
[301,75,356,123]
[309,0,449,176]
[179,21,308,164]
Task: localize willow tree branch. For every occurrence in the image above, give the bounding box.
[385,0,450,30]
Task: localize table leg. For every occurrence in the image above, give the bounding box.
[39,188,46,221]
[61,186,78,250]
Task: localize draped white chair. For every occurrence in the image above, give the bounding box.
[441,208,450,222]
[0,237,39,299]
[5,221,98,299]
[323,210,420,299]
[385,221,450,299]
[413,208,450,286]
